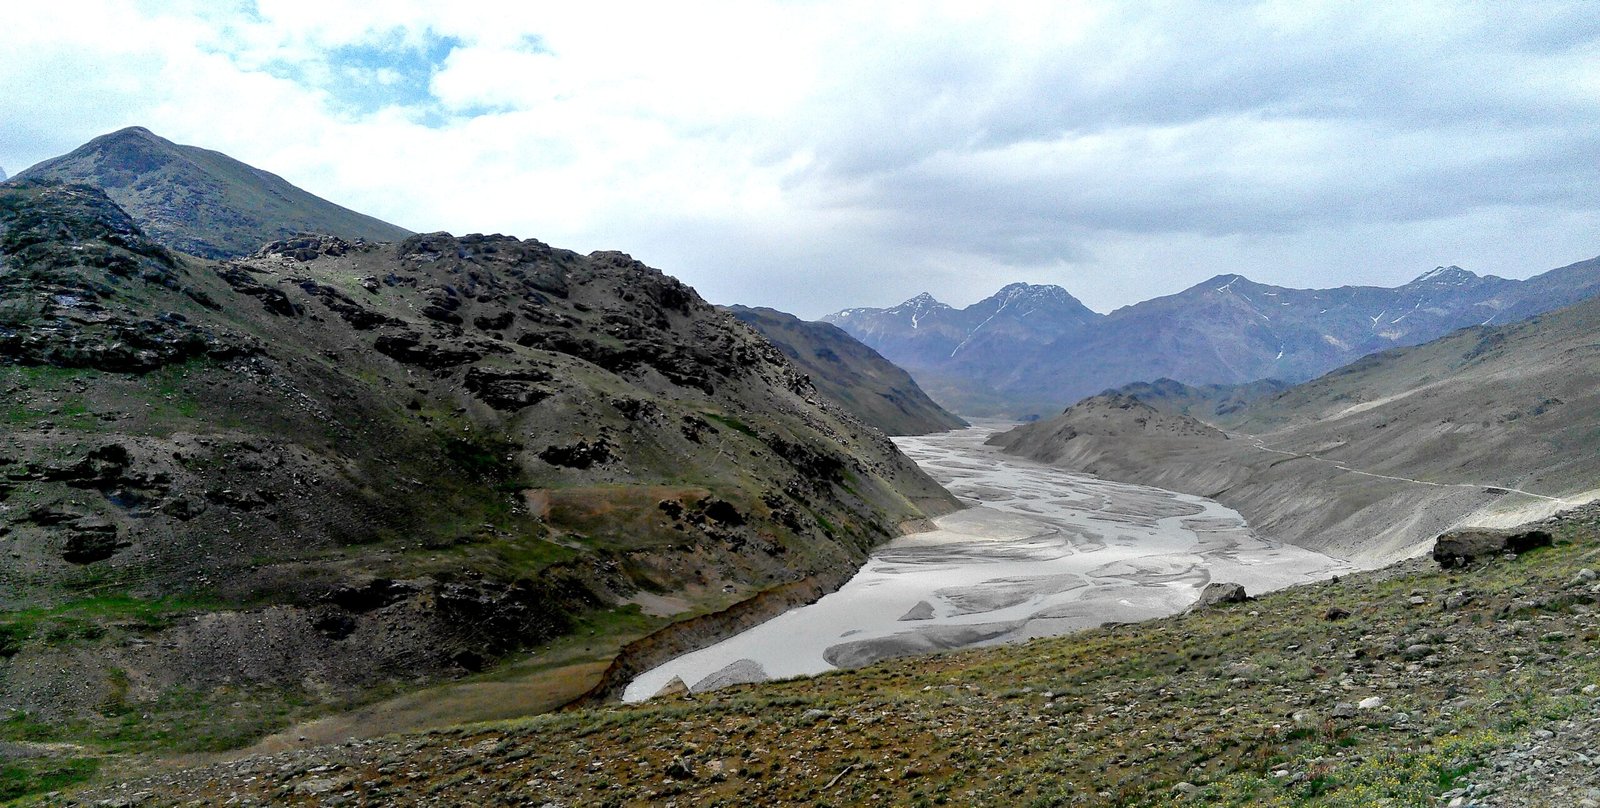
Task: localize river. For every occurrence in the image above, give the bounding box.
[622,424,1350,702]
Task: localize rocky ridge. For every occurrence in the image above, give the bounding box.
[0,180,956,797]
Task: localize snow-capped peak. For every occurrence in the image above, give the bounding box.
[981,283,1085,313]
[1410,265,1476,285]
[887,292,947,313]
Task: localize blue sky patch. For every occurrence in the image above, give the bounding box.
[247,28,463,121]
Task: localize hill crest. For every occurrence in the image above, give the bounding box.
[13,126,412,258]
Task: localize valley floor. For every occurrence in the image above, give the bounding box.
[628,425,1349,700]
[50,507,1600,806]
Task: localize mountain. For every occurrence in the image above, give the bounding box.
[991,289,1600,564]
[823,283,1102,414]
[726,306,965,435]
[10,126,411,258]
[0,181,957,771]
[0,166,7,181]
[828,261,1600,417]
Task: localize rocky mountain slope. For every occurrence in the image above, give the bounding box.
[54,505,1600,806]
[1097,377,1291,420]
[0,180,957,795]
[991,291,1600,564]
[829,261,1600,417]
[10,127,412,258]
[726,306,965,436]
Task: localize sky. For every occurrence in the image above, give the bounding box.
[3,1,1598,319]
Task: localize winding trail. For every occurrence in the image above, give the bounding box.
[1229,431,1572,504]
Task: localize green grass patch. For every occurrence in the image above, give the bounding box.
[442,434,523,483]
[705,412,759,438]
[0,756,98,803]
[0,594,219,653]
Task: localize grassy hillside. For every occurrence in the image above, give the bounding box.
[12,127,411,258]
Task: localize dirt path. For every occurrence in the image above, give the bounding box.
[1230,431,1574,504]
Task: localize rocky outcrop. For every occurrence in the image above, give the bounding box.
[0,182,258,371]
[1434,528,1554,568]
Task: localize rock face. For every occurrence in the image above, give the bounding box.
[11,126,411,258]
[727,305,965,435]
[0,180,958,748]
[828,262,1600,417]
[993,289,1600,565]
[1434,528,1555,568]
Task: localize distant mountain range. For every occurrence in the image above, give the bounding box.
[10,126,411,258]
[827,261,1600,416]
[826,283,1100,372]
[992,288,1600,563]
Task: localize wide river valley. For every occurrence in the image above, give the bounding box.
[624,424,1351,702]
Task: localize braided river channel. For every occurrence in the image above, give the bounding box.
[624,424,1351,702]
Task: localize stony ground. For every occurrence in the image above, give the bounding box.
[43,504,1600,807]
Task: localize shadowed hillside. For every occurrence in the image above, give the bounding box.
[728,305,965,436]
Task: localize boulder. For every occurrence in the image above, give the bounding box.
[652,676,691,700]
[691,659,768,692]
[1190,582,1248,611]
[1433,528,1554,568]
[62,523,122,563]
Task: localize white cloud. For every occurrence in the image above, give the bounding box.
[3,1,1598,318]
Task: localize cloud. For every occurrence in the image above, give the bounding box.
[2,2,1598,318]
